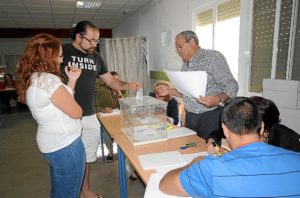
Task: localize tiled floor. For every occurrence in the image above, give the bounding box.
[0,109,145,198]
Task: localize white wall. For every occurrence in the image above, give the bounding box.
[113,0,252,96]
[114,0,196,72]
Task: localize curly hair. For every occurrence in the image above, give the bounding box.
[17,33,62,103]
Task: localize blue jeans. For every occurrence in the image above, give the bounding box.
[43,137,85,198]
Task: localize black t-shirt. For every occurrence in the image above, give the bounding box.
[61,43,108,116]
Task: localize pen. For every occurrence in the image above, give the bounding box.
[221,145,231,152]
[186,142,197,146]
[180,142,198,149]
[212,142,222,157]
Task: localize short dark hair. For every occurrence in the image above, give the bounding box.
[176,30,199,46]
[221,97,261,135]
[71,20,98,40]
[250,96,280,132]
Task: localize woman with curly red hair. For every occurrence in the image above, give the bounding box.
[17,33,85,198]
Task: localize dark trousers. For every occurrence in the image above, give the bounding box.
[185,107,223,139]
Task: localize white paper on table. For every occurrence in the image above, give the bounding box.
[138,151,186,170]
[143,151,209,198]
[164,70,207,98]
[138,151,209,171]
[179,151,209,165]
[98,109,120,117]
[167,127,196,139]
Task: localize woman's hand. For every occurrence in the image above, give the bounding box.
[206,138,217,155]
[65,66,81,81]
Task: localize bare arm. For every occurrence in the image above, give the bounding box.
[51,67,82,119]
[159,166,189,196]
[65,66,81,90]
[156,85,183,98]
[51,86,82,119]
[100,72,140,91]
[196,92,229,108]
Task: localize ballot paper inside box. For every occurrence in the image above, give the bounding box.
[119,96,168,145]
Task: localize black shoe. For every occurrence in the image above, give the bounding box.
[106,155,113,162]
[128,171,138,181]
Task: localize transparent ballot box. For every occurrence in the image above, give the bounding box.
[119,96,168,145]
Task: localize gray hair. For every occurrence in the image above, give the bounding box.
[176,30,199,46]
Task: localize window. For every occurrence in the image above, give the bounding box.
[250,0,300,93]
[196,9,213,49]
[250,0,276,92]
[4,55,21,75]
[292,1,300,80]
[196,0,240,79]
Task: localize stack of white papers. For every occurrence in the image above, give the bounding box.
[167,127,196,139]
[164,70,207,98]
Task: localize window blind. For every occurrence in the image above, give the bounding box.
[276,0,293,79]
[250,0,276,92]
[292,1,300,80]
[217,0,240,22]
[197,9,213,27]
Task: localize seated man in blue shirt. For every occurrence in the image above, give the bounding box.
[159,97,300,197]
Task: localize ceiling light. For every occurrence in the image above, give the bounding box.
[76,1,102,9]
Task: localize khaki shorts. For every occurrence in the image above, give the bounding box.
[81,114,100,163]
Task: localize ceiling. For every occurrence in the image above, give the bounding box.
[0,0,151,29]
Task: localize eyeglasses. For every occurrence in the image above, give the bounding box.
[80,33,100,45]
[176,40,189,51]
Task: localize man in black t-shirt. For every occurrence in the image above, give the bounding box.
[61,20,140,198]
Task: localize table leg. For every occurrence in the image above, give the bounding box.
[117,146,127,198]
[100,125,105,161]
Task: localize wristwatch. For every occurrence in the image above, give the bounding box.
[217,95,224,107]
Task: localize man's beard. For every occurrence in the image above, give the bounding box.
[79,42,96,54]
[86,47,96,54]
